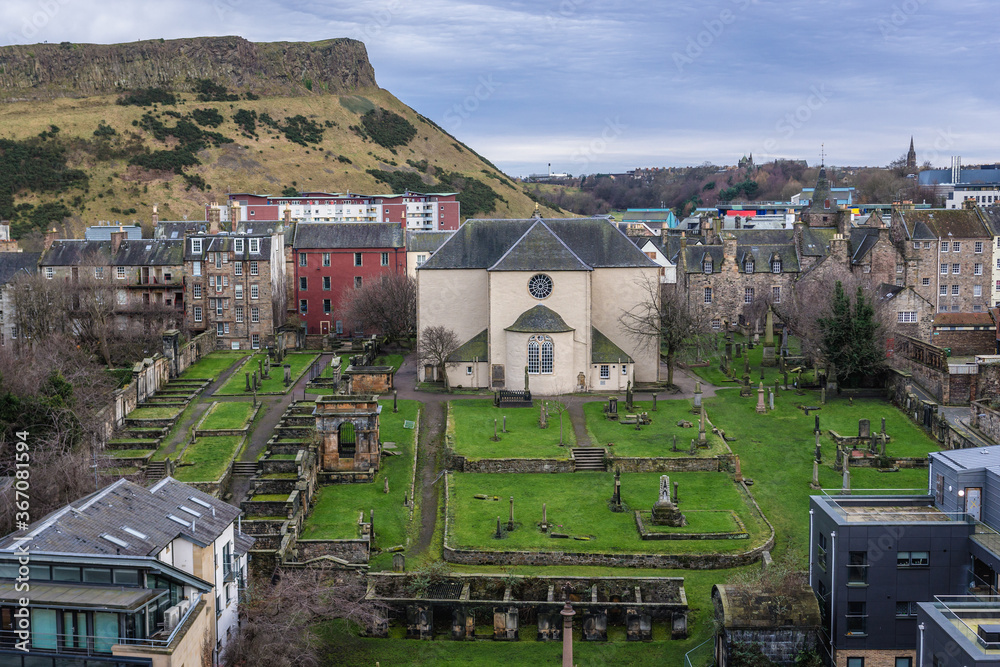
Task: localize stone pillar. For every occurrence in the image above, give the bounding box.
[693,382,702,410]
[561,602,575,667]
[756,382,766,414]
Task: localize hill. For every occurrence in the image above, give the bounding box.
[0,36,557,245]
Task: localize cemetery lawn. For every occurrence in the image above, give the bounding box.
[178,351,250,380]
[200,401,255,430]
[705,389,938,562]
[300,400,419,547]
[584,399,728,458]
[128,406,183,420]
[215,352,319,395]
[174,436,244,482]
[373,354,404,372]
[449,399,575,459]
[447,472,770,555]
[688,332,814,387]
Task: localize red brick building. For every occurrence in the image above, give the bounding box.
[291,223,406,336]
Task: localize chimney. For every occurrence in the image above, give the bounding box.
[43,228,59,252]
[151,203,159,228]
[830,233,848,262]
[723,234,737,268]
[207,202,221,235]
[230,202,241,233]
[283,206,291,225]
[110,230,126,254]
[0,222,17,252]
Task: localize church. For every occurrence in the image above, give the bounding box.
[416,217,661,394]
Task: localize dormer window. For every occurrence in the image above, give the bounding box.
[191,238,202,254]
[744,257,755,273]
[703,258,713,274]
[771,258,782,274]
[249,238,260,254]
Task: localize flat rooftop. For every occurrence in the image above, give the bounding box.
[841,504,949,523]
[813,493,972,524]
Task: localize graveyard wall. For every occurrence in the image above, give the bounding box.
[296,538,369,564]
[890,354,948,404]
[611,457,725,473]
[722,629,820,666]
[971,400,1000,444]
[445,451,575,473]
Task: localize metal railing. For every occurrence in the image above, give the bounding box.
[684,637,715,667]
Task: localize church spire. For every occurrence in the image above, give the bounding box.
[906,137,917,172]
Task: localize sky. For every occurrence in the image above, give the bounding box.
[1,0,998,177]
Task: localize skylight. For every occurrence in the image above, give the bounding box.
[167,514,191,528]
[101,534,129,548]
[188,496,213,509]
[122,526,148,540]
[179,505,202,518]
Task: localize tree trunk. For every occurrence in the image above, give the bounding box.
[667,351,675,386]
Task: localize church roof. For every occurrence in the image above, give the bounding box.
[489,221,591,272]
[419,218,656,271]
[447,329,488,362]
[591,327,633,363]
[505,305,575,333]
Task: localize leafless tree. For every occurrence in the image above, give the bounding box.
[619,278,712,386]
[222,567,386,667]
[341,274,416,343]
[11,272,67,344]
[417,325,460,389]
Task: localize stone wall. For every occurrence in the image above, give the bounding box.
[891,354,949,404]
[611,457,725,473]
[296,538,370,564]
[446,451,575,474]
[971,400,1000,444]
[932,327,995,356]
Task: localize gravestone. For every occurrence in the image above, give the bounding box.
[672,435,677,452]
[733,456,743,483]
[245,372,251,391]
[783,371,789,390]
[780,327,789,357]
[508,496,515,532]
[698,407,708,444]
[651,475,686,526]
[384,478,389,494]
[842,468,851,495]
[821,386,826,404]
[495,517,503,539]
[768,391,774,411]
[880,434,888,457]
[541,503,549,532]
[264,356,270,378]
[252,371,258,390]
[652,393,658,411]
[283,364,292,387]
[814,415,820,434]
[735,344,742,358]
[815,435,822,463]
[762,308,776,366]
[859,419,871,439]
[608,396,618,415]
[393,553,405,573]
[725,342,733,358]
[673,480,679,505]
[612,470,622,509]
[625,381,633,410]
[258,358,263,380]
[693,383,702,410]
[881,417,886,434]
[756,383,767,414]
[393,390,398,413]
[835,446,843,471]
[689,439,696,455]
[811,460,821,489]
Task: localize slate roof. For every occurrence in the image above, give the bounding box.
[898,209,989,239]
[683,245,726,274]
[85,224,142,242]
[113,240,184,266]
[592,327,633,363]
[0,477,249,557]
[505,305,574,333]
[447,329,488,362]
[982,206,1000,236]
[419,218,657,271]
[931,312,995,327]
[293,223,404,249]
[155,221,208,240]
[40,240,111,266]
[799,228,835,257]
[490,221,591,272]
[406,230,454,254]
[850,228,880,264]
[0,252,40,286]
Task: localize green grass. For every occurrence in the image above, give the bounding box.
[449,399,575,459]
[200,401,255,430]
[584,399,727,458]
[178,351,250,380]
[250,493,291,502]
[447,471,768,555]
[704,389,939,563]
[300,400,419,545]
[174,436,243,482]
[127,406,183,420]
[687,332,813,387]
[372,354,404,372]
[105,449,155,458]
[216,352,319,394]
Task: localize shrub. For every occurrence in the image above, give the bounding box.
[190,108,224,128]
[360,108,417,149]
[93,123,117,137]
[192,78,239,102]
[117,88,177,106]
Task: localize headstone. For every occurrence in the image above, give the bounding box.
[612,469,622,508]
[768,391,774,411]
[651,475,686,526]
[524,365,530,393]
[673,481,679,505]
[252,371,258,390]
[284,364,292,387]
[859,419,871,439]
[693,382,702,410]
[508,496,515,532]
[384,477,389,494]
[811,460,821,489]
[881,417,886,434]
[672,435,677,452]
[495,517,502,539]
[756,382,767,414]
[735,344,742,358]
[540,404,547,429]
[503,415,507,433]
[370,509,375,540]
[821,386,826,404]
[780,327,789,357]
[245,372,251,391]
[815,434,822,462]
[734,456,743,482]
[541,503,548,532]
[689,439,696,455]
[725,342,733,358]
[835,446,843,471]
[393,553,405,573]
[842,468,851,495]
[609,396,618,414]
[698,407,707,444]
[264,356,270,378]
[258,358,263,380]
[814,415,820,434]
[393,390,398,413]
[762,309,776,366]
[880,434,887,457]
[783,371,789,390]
[625,381,633,409]
[652,393,658,412]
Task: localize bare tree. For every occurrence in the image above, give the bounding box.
[11,272,67,344]
[417,325,460,389]
[222,567,385,667]
[341,274,416,343]
[619,278,712,386]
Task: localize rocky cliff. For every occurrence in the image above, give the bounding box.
[0,36,377,101]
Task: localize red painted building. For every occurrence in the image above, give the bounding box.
[217,190,461,231]
[292,223,406,335]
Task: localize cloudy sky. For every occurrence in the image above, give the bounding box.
[1,0,997,177]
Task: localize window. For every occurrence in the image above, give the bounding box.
[194,306,202,322]
[622,364,628,375]
[953,242,961,252]
[235,305,243,322]
[466,366,473,375]
[214,252,222,269]
[216,300,223,316]
[913,242,920,249]
[702,258,713,273]
[896,602,918,618]
[235,284,243,299]
[217,322,225,336]
[976,241,984,253]
[847,551,868,584]
[940,284,948,296]
[940,263,948,275]
[250,284,259,299]
[922,277,930,286]
[250,261,258,276]
[336,320,343,334]
[416,254,427,267]
[300,277,307,291]
[540,337,553,374]
[192,238,202,254]
[527,339,539,374]
[251,307,260,323]
[925,241,931,249]
[192,284,202,299]
[847,659,865,667]
[711,319,721,330]
[895,658,913,667]
[895,277,903,286]
[234,238,244,253]
[975,304,984,312]
[354,252,363,266]
[744,287,754,304]
[249,238,260,254]
[975,263,983,275]
[897,551,929,567]
[94,266,104,279]
[44,266,53,279]
[115,266,126,280]
[898,311,916,323]
[323,276,331,290]
[251,333,260,349]
[704,287,712,304]
[817,533,828,571]
[952,284,960,295]
[234,261,242,276]
[299,253,307,267]
[846,601,867,635]
[942,241,949,252]
[600,364,610,379]
[743,258,754,273]
[772,286,781,303]
[323,299,331,314]
[355,276,363,289]
[975,284,983,296]
[953,263,960,274]
[381,252,389,266]
[896,263,903,273]
[322,252,330,266]
[192,260,202,277]
[300,299,308,314]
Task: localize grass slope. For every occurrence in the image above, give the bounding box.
[449,399,576,459]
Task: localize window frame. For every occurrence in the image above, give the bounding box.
[600,364,610,379]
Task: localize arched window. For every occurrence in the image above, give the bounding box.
[703,258,713,274]
[338,422,356,458]
[771,257,782,274]
[744,257,755,273]
[527,335,553,374]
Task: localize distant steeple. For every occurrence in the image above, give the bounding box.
[906,137,917,172]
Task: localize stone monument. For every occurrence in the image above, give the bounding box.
[756,382,767,414]
[650,475,686,527]
[762,308,776,366]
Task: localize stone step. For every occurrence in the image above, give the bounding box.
[572,448,606,471]
[232,462,259,476]
[145,461,167,480]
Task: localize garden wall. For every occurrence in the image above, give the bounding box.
[610,457,726,473]
[971,400,1000,444]
[446,451,574,473]
[296,538,370,564]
